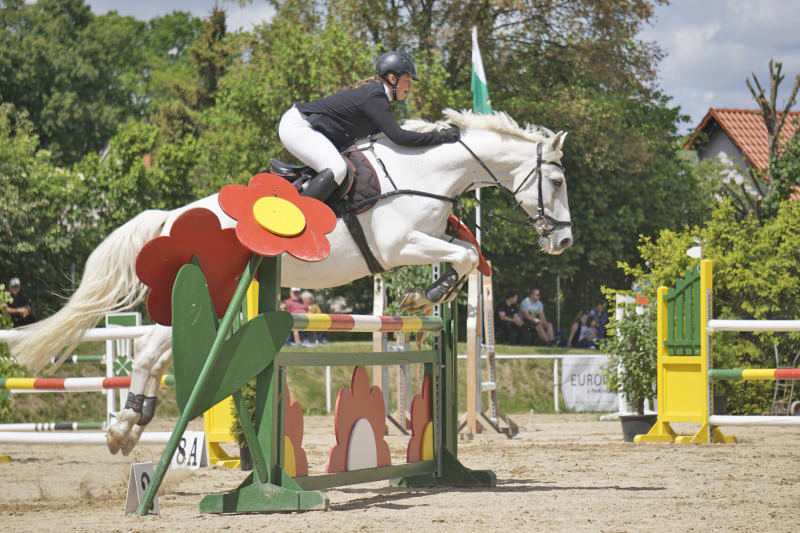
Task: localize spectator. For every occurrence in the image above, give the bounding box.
[301,291,328,345]
[521,288,555,345]
[578,317,600,349]
[588,302,609,339]
[283,287,309,346]
[496,293,526,345]
[4,277,35,327]
[566,312,588,347]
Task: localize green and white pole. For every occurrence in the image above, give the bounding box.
[471,25,492,246]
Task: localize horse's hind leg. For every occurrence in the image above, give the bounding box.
[122,345,172,455]
[395,232,480,312]
[107,325,172,455]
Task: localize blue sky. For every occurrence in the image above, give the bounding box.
[85,0,800,133]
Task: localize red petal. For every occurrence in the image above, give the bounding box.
[218,184,252,220]
[295,196,337,234]
[286,225,332,262]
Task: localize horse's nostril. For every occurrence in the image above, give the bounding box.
[559,238,572,249]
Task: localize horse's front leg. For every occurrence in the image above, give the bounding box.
[394,232,479,312]
[107,325,172,455]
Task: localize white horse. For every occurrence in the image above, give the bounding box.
[9,109,572,454]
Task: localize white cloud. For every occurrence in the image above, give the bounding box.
[639,0,800,132]
[85,0,274,31]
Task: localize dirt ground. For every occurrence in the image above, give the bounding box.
[1,413,798,533]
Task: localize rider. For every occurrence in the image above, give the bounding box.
[278,50,461,202]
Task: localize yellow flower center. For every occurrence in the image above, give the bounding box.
[252,196,306,237]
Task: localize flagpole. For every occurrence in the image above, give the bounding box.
[471,25,491,246]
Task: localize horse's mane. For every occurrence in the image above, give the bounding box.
[403,109,554,143]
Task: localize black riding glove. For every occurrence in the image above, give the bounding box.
[439,126,460,143]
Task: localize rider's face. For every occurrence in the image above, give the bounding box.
[389,73,413,101]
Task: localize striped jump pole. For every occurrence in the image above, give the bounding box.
[0,422,105,431]
[50,355,105,364]
[0,432,171,445]
[0,325,155,343]
[636,259,800,444]
[291,313,443,332]
[709,369,800,380]
[0,374,174,393]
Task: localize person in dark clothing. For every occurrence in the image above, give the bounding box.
[4,277,35,327]
[278,50,461,202]
[496,294,526,345]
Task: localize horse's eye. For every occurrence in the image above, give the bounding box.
[551,178,563,188]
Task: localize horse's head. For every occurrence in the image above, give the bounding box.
[509,131,572,255]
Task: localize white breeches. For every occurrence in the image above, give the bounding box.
[278,106,347,185]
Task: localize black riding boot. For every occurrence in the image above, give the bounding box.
[301,168,338,202]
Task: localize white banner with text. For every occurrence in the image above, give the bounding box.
[560,356,618,412]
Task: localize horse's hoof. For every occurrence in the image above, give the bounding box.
[123,425,145,456]
[120,438,136,456]
[107,431,122,455]
[399,289,431,313]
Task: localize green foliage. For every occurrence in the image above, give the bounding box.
[617,198,800,413]
[770,124,800,203]
[72,119,198,240]
[0,103,87,314]
[599,303,657,414]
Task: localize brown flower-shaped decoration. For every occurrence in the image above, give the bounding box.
[218,173,336,261]
[135,208,251,326]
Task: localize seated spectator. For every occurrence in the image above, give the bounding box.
[284,287,309,346]
[496,293,526,345]
[566,312,588,347]
[521,288,555,345]
[578,317,600,349]
[588,302,609,339]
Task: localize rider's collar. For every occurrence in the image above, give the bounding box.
[382,82,394,102]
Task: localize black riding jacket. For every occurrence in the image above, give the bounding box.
[296,81,443,150]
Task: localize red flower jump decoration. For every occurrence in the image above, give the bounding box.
[135,208,251,326]
[218,173,336,261]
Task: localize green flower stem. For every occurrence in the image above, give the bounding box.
[136,253,263,515]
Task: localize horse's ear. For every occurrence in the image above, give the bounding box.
[550,131,567,152]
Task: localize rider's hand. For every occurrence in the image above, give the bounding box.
[439,126,460,143]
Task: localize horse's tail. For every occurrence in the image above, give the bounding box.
[10,209,170,371]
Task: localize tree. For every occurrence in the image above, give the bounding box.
[0,1,144,164]
[0,103,86,314]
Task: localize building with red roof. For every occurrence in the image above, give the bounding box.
[683,108,800,172]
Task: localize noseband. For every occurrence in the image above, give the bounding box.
[457,140,573,238]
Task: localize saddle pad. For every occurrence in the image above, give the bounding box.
[341,149,382,214]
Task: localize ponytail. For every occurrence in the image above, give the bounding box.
[348,76,381,89]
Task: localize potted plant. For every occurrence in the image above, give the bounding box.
[599,300,658,441]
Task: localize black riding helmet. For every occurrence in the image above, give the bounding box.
[375,51,419,81]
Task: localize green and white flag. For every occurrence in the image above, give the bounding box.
[471,26,492,114]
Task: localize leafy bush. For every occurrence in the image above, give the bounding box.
[599,302,657,414]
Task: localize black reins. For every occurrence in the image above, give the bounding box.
[344,136,572,238]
